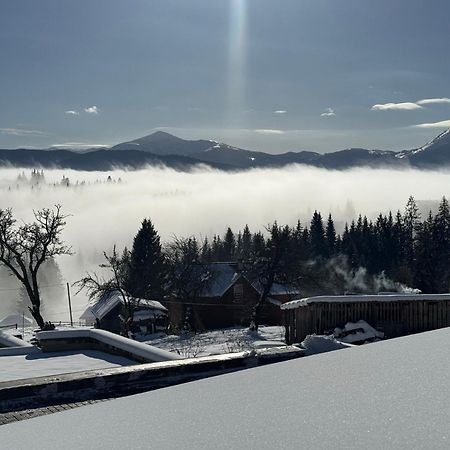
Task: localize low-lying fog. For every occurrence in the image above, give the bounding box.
[1,164,449,321]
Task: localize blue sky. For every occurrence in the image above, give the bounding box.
[1,0,449,153]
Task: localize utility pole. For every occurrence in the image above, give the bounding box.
[67,282,73,327]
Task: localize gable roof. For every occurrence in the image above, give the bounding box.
[91,291,167,320]
[199,262,300,299]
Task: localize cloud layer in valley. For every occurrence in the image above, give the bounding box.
[2,164,450,318]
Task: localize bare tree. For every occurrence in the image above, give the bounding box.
[245,223,301,331]
[0,205,71,329]
[165,236,211,330]
[74,246,139,336]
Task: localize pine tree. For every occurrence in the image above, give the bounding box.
[404,196,421,270]
[310,211,327,258]
[127,218,165,299]
[240,225,252,260]
[432,197,450,292]
[325,214,336,258]
[414,212,437,292]
[223,227,236,261]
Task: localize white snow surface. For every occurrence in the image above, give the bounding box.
[37,328,181,362]
[2,327,450,448]
[0,350,134,382]
[0,331,33,348]
[301,334,352,355]
[281,293,450,309]
[334,320,384,344]
[139,326,285,357]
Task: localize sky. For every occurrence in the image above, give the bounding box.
[1,0,450,153]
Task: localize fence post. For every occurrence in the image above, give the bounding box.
[67,282,73,327]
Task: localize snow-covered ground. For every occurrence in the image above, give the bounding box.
[137,326,286,357]
[0,350,135,382]
[2,327,450,448]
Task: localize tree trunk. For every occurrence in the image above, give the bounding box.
[28,304,45,329]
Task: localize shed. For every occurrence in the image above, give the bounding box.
[90,291,168,335]
[282,293,450,344]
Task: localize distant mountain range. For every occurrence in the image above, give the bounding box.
[0,129,449,171]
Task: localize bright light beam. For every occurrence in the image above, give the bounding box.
[227,0,247,127]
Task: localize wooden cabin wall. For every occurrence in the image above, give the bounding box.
[284,300,450,344]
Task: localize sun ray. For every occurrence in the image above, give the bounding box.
[227,0,247,127]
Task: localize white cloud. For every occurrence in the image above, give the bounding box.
[416,98,450,105]
[253,129,285,135]
[413,119,450,129]
[372,98,450,111]
[0,128,47,136]
[321,108,336,117]
[65,110,79,115]
[273,110,287,114]
[84,106,99,114]
[50,142,110,150]
[371,102,422,111]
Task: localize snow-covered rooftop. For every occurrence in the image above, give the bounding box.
[90,291,167,320]
[2,327,450,448]
[0,314,33,327]
[201,262,300,298]
[0,350,134,382]
[281,293,450,309]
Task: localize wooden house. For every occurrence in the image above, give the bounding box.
[167,262,299,330]
[86,291,168,335]
[282,293,450,344]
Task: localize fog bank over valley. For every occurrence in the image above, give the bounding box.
[1,165,449,320]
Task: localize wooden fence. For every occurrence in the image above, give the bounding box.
[283,299,450,344]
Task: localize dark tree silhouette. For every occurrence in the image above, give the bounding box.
[126,218,165,300]
[0,205,71,329]
[75,246,139,336]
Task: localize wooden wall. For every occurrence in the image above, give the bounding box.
[284,300,450,344]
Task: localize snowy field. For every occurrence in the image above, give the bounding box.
[2,327,450,448]
[138,325,286,357]
[0,350,134,382]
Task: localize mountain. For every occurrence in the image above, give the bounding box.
[0,148,231,171]
[0,129,449,171]
[110,131,217,156]
[394,129,450,167]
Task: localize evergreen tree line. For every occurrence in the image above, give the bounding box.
[110,196,450,306]
[194,196,450,294]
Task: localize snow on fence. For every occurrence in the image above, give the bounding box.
[282,294,450,344]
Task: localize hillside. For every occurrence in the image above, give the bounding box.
[0,129,449,171]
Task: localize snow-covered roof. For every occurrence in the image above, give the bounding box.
[200,262,240,297]
[91,292,122,320]
[0,349,134,383]
[200,262,300,299]
[4,327,450,448]
[0,314,33,327]
[79,306,95,321]
[281,293,450,310]
[90,291,167,320]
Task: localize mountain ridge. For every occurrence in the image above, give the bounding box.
[0,129,449,171]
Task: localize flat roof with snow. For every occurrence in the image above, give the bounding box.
[281,293,450,309]
[0,350,134,382]
[2,327,450,448]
